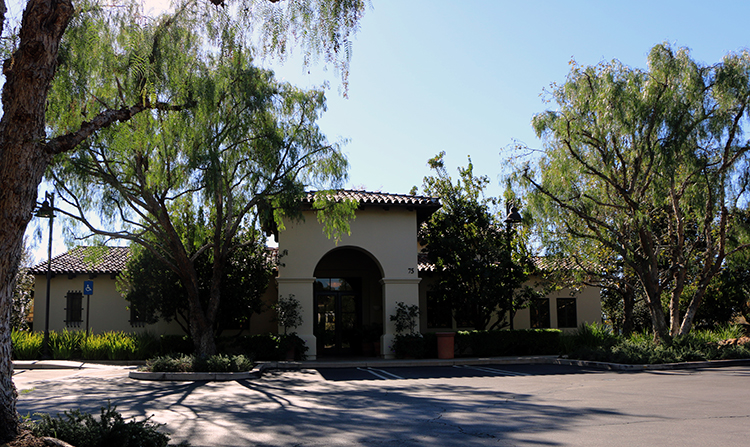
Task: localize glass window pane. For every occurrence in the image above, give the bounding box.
[557,298,577,328]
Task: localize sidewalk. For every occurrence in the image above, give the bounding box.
[14,355,750,378]
[13,355,557,371]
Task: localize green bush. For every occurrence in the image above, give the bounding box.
[392,333,427,359]
[454,329,563,357]
[11,330,43,360]
[131,332,161,360]
[146,354,194,373]
[145,353,254,372]
[80,335,109,360]
[49,329,85,359]
[563,323,750,364]
[277,333,309,361]
[30,403,172,447]
[104,332,137,360]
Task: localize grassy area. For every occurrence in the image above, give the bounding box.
[561,323,750,364]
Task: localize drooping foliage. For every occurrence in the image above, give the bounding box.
[118,234,272,336]
[519,43,750,340]
[0,0,367,440]
[45,3,356,357]
[11,242,34,332]
[418,152,539,331]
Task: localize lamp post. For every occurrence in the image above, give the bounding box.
[503,203,522,330]
[35,192,55,359]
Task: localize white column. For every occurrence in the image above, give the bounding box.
[380,278,421,359]
[276,277,317,359]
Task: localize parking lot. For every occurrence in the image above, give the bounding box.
[316,363,602,381]
[14,362,750,446]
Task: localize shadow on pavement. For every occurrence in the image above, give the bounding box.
[17,368,632,446]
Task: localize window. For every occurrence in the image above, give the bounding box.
[65,291,83,327]
[315,278,354,292]
[426,292,452,329]
[557,298,577,328]
[530,298,550,328]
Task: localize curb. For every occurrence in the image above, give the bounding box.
[129,370,261,381]
[14,360,144,370]
[18,356,750,382]
[553,357,750,371]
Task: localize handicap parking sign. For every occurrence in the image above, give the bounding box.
[84,281,94,295]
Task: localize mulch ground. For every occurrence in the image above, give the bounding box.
[2,430,70,447]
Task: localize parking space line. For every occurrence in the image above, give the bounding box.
[453,365,530,376]
[357,367,404,380]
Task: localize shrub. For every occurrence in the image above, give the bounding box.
[80,335,109,360]
[454,329,563,357]
[562,323,619,351]
[275,294,303,335]
[104,332,136,360]
[11,330,43,360]
[30,403,171,447]
[390,302,420,335]
[392,333,426,359]
[131,332,161,360]
[145,353,255,372]
[562,324,750,364]
[277,333,308,361]
[146,354,194,373]
[49,329,85,359]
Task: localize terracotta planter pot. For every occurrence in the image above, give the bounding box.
[436,332,455,359]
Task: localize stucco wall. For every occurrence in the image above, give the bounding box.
[32,274,182,335]
[279,207,420,280]
[278,207,423,358]
[418,273,602,332]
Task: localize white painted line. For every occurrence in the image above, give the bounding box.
[357,367,403,380]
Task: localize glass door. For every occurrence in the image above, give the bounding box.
[315,278,361,355]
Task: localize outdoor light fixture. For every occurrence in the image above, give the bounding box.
[35,192,55,359]
[504,205,523,225]
[503,203,522,330]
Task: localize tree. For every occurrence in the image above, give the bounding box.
[48,17,354,357]
[0,0,367,440]
[519,43,750,342]
[418,152,537,330]
[119,235,272,337]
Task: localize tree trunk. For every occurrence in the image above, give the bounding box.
[0,0,74,440]
[621,284,634,336]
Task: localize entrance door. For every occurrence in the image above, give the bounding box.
[315,278,361,355]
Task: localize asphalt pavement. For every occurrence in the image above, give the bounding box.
[12,359,750,446]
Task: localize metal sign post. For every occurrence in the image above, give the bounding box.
[84,281,93,335]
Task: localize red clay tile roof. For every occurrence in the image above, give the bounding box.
[416,254,592,274]
[303,190,441,208]
[29,246,130,276]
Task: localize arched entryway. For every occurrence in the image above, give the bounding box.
[313,247,383,357]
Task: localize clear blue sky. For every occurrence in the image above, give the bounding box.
[267,0,750,199]
[20,0,750,263]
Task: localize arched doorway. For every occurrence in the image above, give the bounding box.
[313,247,383,357]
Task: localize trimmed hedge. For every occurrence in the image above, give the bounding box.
[455,329,563,357]
[391,329,563,359]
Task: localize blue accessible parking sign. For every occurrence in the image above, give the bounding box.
[83,281,93,295]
